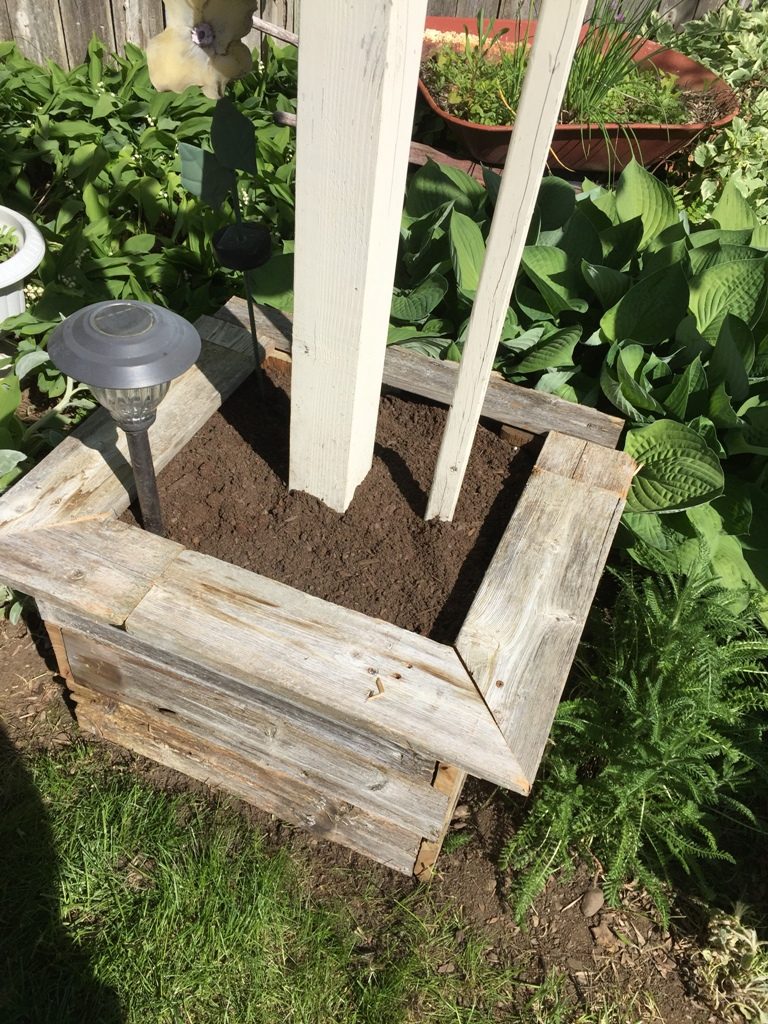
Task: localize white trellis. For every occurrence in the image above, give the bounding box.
[289,0,590,516]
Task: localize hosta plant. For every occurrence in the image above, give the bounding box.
[0,35,296,493]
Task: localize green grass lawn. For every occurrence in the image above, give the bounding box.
[2,738,560,1024]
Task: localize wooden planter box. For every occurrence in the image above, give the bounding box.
[0,299,635,875]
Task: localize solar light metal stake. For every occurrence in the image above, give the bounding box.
[48,300,201,537]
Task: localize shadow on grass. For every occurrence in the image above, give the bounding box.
[0,727,123,1024]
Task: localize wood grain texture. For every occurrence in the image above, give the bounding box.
[456,432,636,791]
[223,297,624,448]
[60,622,449,838]
[111,0,164,55]
[71,682,423,874]
[0,325,254,534]
[5,0,67,64]
[42,600,438,782]
[0,519,182,625]
[0,1,13,42]
[413,763,467,880]
[125,548,526,790]
[57,0,115,64]
[426,0,591,522]
[289,0,429,511]
[44,621,74,684]
[0,0,720,66]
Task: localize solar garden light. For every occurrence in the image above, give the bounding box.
[48,300,201,537]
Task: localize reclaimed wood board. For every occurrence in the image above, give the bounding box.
[0,519,182,626]
[223,297,623,449]
[125,549,527,791]
[413,764,467,880]
[70,682,424,874]
[426,0,591,522]
[0,321,255,534]
[456,431,636,789]
[60,621,449,838]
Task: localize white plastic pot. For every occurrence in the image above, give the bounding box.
[0,206,45,323]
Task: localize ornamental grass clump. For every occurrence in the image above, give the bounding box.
[421,0,689,128]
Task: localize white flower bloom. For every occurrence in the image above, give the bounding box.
[147,0,258,100]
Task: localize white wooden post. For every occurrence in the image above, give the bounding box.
[289,0,428,512]
[426,0,590,522]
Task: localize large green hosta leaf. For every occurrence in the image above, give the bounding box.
[624,420,724,513]
[615,159,678,249]
[600,264,688,345]
[449,211,485,299]
[689,258,768,341]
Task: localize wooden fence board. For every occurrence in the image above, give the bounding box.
[71,683,423,874]
[60,622,449,838]
[111,0,163,55]
[57,0,116,64]
[5,0,67,64]
[125,548,527,791]
[0,1,12,43]
[456,431,636,789]
[0,0,729,67]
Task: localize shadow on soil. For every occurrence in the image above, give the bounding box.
[0,726,123,1023]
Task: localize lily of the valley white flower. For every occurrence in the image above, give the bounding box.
[147,0,258,100]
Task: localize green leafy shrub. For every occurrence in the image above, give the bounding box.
[649,0,768,218]
[501,561,768,923]
[0,36,297,490]
[384,159,768,616]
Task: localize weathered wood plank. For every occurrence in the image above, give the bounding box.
[72,683,423,874]
[112,0,164,55]
[0,519,182,625]
[126,548,526,791]
[289,0,429,511]
[222,297,624,448]
[414,763,467,880]
[0,1,13,43]
[61,623,449,838]
[57,0,116,65]
[0,325,254,534]
[456,432,636,790]
[41,599,438,784]
[44,621,74,685]
[426,0,591,522]
[5,0,67,64]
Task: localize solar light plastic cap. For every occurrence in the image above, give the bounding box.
[47,299,201,391]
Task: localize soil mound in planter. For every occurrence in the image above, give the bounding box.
[123,360,533,644]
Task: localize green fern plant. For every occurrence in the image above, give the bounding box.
[501,559,768,925]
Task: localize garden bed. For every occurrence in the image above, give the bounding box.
[121,360,534,644]
[0,298,635,875]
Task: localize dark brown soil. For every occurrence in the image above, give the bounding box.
[124,359,536,645]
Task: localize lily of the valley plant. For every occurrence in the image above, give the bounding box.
[147,0,258,99]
